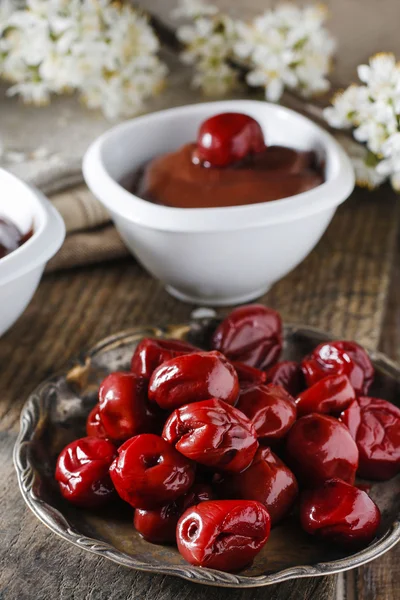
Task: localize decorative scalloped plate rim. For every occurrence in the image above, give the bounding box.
[13,322,400,588]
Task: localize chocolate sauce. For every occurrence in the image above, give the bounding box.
[126,144,324,209]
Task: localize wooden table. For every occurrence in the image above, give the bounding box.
[0,188,399,600]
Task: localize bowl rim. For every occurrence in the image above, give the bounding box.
[83,100,355,233]
[0,168,65,285]
[13,322,400,589]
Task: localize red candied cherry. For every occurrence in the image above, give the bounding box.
[236,384,296,444]
[163,398,258,472]
[55,436,117,508]
[98,372,157,443]
[302,341,374,395]
[194,113,266,168]
[232,361,267,390]
[285,413,359,487]
[300,478,381,548]
[340,396,400,480]
[217,447,298,525]
[86,405,109,439]
[211,304,282,370]
[148,351,239,410]
[265,361,305,397]
[295,374,356,417]
[109,433,195,509]
[177,499,270,572]
[131,337,199,380]
[134,483,214,544]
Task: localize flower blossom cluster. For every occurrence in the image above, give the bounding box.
[173,0,238,96]
[0,0,167,120]
[173,0,336,101]
[324,53,400,191]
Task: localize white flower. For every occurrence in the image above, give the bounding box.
[390,172,400,192]
[233,2,335,102]
[357,53,400,102]
[375,132,400,176]
[325,51,400,191]
[173,0,218,19]
[193,59,237,96]
[352,155,387,190]
[175,4,237,96]
[7,80,51,105]
[0,0,167,119]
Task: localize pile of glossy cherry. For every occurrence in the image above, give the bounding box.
[55,305,400,573]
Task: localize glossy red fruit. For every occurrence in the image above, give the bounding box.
[109,434,195,509]
[265,361,305,397]
[195,113,266,168]
[340,396,400,480]
[163,398,258,472]
[134,483,214,544]
[295,374,356,417]
[300,478,381,548]
[131,337,199,380]
[301,341,374,395]
[98,372,155,443]
[285,414,359,487]
[211,304,282,370]
[232,361,267,390]
[55,437,117,508]
[177,500,270,571]
[148,351,239,410]
[217,447,298,525]
[86,405,109,439]
[236,384,296,444]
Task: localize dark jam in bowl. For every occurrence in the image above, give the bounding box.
[0,217,33,260]
[122,146,324,209]
[121,114,324,209]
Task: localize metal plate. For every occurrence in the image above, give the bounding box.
[13,319,400,588]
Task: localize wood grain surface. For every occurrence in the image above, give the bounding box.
[0,187,399,599]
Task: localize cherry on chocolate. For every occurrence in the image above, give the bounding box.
[232,361,267,390]
[55,436,117,508]
[86,405,109,440]
[177,499,271,572]
[295,374,356,417]
[98,372,156,443]
[131,337,199,380]
[302,341,374,395]
[217,447,298,525]
[300,478,381,548]
[148,351,239,410]
[340,396,400,480]
[109,433,195,509]
[211,304,282,370]
[195,113,266,168]
[134,483,214,544]
[237,384,296,444]
[265,361,305,397]
[163,398,258,472]
[285,413,359,487]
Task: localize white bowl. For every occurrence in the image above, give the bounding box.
[83,100,355,306]
[0,168,65,336]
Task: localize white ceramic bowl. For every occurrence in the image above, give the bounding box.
[83,100,355,306]
[0,168,65,336]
